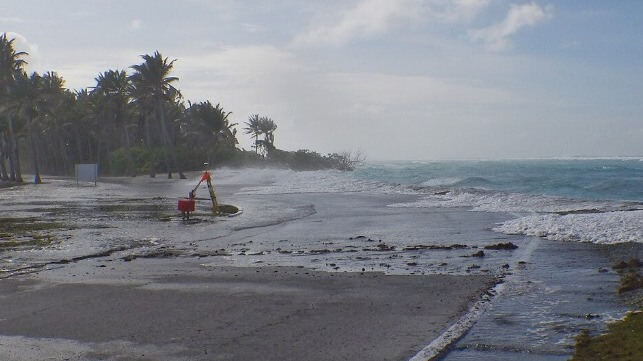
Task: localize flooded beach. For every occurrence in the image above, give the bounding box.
[1,163,640,360]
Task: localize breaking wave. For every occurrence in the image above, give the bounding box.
[232,162,643,245]
[494,210,643,244]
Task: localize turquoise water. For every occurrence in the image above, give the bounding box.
[354,159,643,202]
[350,159,642,359]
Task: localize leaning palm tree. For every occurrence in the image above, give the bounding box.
[130,51,186,179]
[0,33,28,182]
[244,114,261,154]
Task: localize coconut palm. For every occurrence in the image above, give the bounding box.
[40,71,73,174]
[0,33,28,182]
[130,51,185,179]
[10,71,46,184]
[94,69,136,175]
[184,101,237,164]
[244,114,261,154]
[258,117,277,152]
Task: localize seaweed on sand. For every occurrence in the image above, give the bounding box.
[0,217,67,251]
[611,257,643,295]
[570,312,643,361]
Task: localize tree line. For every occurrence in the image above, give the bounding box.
[0,33,362,185]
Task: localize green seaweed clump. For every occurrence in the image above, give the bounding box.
[218,204,239,215]
[611,257,643,295]
[570,312,643,361]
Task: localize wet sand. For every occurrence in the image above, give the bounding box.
[0,172,498,360]
[0,260,493,361]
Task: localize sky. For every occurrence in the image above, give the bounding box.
[1,0,642,160]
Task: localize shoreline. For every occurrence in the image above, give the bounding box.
[3,169,637,359]
[0,172,502,360]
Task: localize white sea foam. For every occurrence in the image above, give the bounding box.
[420,177,462,187]
[236,169,410,195]
[494,210,643,244]
[388,189,613,214]
[233,168,642,245]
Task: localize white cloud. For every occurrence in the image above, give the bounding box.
[174,45,513,155]
[5,32,40,71]
[291,0,493,47]
[470,2,552,51]
[432,0,492,22]
[130,19,142,30]
[242,23,265,33]
[292,0,425,47]
[0,17,24,23]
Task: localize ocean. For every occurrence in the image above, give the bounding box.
[238,158,642,359]
[353,158,643,244]
[347,158,643,360]
[2,160,641,360]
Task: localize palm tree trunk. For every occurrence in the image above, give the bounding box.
[158,112,173,178]
[123,125,135,176]
[0,145,9,181]
[144,112,155,178]
[7,133,16,181]
[254,133,258,154]
[53,118,71,175]
[8,115,23,182]
[157,104,185,179]
[27,117,41,184]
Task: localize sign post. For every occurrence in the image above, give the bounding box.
[75,164,98,186]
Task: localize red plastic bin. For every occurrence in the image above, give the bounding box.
[178,198,196,212]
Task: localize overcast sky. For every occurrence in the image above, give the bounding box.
[2,0,642,160]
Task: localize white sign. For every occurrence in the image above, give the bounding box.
[75,164,98,186]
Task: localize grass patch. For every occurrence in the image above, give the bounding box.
[218,204,239,215]
[97,203,167,213]
[0,234,57,250]
[0,217,66,234]
[570,312,643,361]
[611,257,643,295]
[0,217,66,251]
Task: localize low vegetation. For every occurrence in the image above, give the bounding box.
[570,257,642,360]
[612,257,643,295]
[0,33,362,184]
[0,217,65,251]
[569,312,643,361]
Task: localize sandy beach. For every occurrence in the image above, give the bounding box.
[0,170,498,361]
[0,263,491,361]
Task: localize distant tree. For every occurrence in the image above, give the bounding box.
[130,51,186,178]
[40,71,73,175]
[257,117,277,156]
[94,69,136,175]
[244,114,261,155]
[183,101,238,164]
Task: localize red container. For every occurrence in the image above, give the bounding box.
[178,198,195,212]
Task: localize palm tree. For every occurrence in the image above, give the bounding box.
[130,51,186,179]
[11,71,46,184]
[0,33,28,182]
[40,71,72,175]
[0,123,10,180]
[69,89,97,164]
[244,114,261,154]
[184,101,237,164]
[94,69,136,175]
[258,117,277,153]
